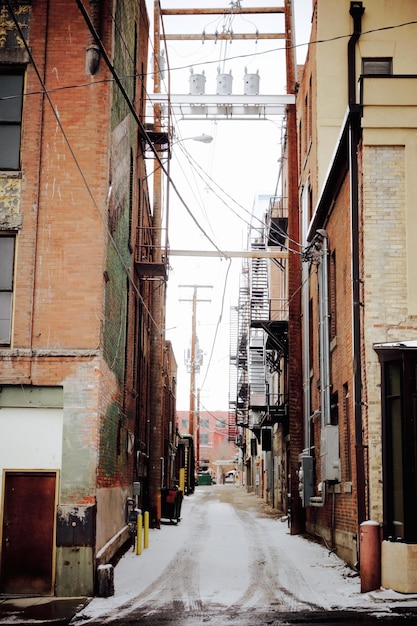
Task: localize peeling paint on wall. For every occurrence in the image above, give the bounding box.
[0,177,22,229]
[56,503,96,547]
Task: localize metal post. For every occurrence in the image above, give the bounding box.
[144,511,149,549]
[136,513,143,555]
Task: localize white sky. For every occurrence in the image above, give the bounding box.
[145,1,313,411]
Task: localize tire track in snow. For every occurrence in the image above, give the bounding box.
[231,506,325,612]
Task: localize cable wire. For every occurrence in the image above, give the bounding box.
[5,0,164,333]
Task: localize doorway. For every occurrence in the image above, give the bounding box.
[1,471,57,595]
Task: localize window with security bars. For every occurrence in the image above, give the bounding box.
[0,73,24,170]
[0,235,15,345]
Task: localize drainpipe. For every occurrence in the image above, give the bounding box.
[318,230,330,429]
[301,184,311,452]
[86,0,102,75]
[348,2,367,537]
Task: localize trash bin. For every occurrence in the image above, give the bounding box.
[161,488,183,524]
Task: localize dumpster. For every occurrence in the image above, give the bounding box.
[197,473,212,486]
[160,488,183,524]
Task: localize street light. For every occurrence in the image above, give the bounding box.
[188,134,213,144]
[172,133,213,147]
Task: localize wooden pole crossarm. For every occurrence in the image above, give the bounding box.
[163,33,285,41]
[161,8,285,16]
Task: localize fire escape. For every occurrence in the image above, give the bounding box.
[134,129,170,280]
[229,197,289,447]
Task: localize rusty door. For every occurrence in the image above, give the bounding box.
[1,471,56,595]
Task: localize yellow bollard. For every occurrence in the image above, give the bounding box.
[136,513,143,556]
[179,468,185,493]
[144,511,149,549]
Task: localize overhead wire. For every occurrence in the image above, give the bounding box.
[5,0,230,297]
[128,1,234,400]
[172,144,219,244]
[157,19,417,76]
[127,7,417,405]
[5,0,167,336]
[158,5,238,401]
[76,0,228,259]
[1,18,414,101]
[10,1,413,401]
[175,140,302,255]
[198,257,233,395]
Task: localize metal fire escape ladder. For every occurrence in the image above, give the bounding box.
[228,305,239,442]
[237,264,250,428]
[248,239,269,414]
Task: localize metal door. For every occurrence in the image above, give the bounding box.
[1,471,56,595]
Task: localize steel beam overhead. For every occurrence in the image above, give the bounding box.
[169,250,289,259]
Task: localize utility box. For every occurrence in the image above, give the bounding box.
[298,452,314,507]
[321,425,341,482]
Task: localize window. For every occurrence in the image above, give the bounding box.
[377,346,417,543]
[362,58,392,75]
[200,433,209,446]
[200,418,209,429]
[0,73,24,170]
[0,235,15,345]
[330,390,339,426]
[218,419,226,429]
[181,418,189,431]
[343,383,352,481]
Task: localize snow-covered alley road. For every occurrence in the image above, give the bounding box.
[72,486,417,625]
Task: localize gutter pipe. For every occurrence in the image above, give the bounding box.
[348,2,367,535]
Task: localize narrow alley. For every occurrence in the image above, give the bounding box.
[71,486,417,626]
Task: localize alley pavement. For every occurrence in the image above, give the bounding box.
[2,486,417,625]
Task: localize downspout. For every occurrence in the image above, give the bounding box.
[86,0,102,75]
[318,231,330,428]
[348,2,367,536]
[301,184,311,452]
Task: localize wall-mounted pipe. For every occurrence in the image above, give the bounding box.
[86,0,102,75]
[348,1,367,531]
[317,230,331,427]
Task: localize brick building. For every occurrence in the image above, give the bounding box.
[0,0,176,597]
[295,0,417,592]
[177,410,237,480]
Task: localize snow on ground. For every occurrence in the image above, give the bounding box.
[73,487,417,623]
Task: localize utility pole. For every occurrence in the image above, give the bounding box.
[196,387,200,473]
[180,285,212,472]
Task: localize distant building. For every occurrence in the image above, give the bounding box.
[177,410,237,479]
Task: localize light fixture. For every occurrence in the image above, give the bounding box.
[190,134,213,144]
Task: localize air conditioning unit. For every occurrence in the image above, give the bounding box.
[321,425,340,482]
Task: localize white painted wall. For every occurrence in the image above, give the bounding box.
[0,407,63,497]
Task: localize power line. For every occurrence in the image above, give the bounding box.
[175,141,302,255]
[5,0,163,332]
[151,20,417,76]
